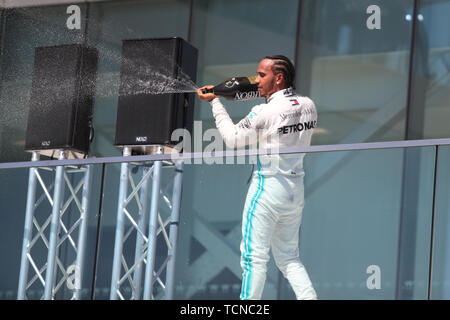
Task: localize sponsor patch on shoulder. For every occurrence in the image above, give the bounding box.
[290,98,299,106]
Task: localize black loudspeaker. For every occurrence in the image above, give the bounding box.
[24,44,98,158]
[114,37,198,152]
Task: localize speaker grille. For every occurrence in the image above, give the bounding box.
[24,44,98,156]
[114,37,198,148]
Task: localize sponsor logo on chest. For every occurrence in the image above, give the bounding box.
[278,120,317,135]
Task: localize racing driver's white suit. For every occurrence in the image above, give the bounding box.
[210,87,318,300]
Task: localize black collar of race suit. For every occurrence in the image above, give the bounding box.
[267,87,295,103]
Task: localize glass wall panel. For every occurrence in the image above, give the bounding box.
[0,145,439,300]
[297,0,414,145]
[0,167,29,299]
[278,146,436,299]
[90,162,120,299]
[110,146,435,300]
[0,163,103,299]
[91,146,435,300]
[430,145,450,299]
[412,0,450,139]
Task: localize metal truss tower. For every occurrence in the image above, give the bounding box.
[17,150,94,300]
[109,146,184,300]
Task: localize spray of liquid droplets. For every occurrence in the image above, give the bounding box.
[117,41,199,97]
[0,6,201,161]
[0,7,200,107]
[0,8,87,133]
[91,43,199,98]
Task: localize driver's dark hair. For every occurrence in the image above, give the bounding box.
[264,55,296,89]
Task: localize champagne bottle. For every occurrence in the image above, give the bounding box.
[202,76,261,101]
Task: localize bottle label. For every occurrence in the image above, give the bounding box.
[225,79,238,88]
[234,90,261,100]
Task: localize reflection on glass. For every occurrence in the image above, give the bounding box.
[297,0,414,145]
[91,146,435,300]
[414,0,450,139]
[431,145,450,299]
[285,146,435,299]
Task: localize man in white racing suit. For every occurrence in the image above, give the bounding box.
[197,55,318,300]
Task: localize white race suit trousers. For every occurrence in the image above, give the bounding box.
[240,170,317,300]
